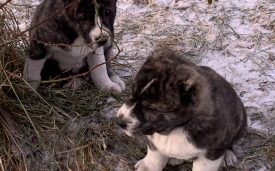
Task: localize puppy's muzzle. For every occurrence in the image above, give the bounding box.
[116,116,127,129]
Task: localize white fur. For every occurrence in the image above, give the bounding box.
[221,149,237,167]
[89,14,111,47]
[141,78,156,94]
[135,146,168,171]
[88,47,124,93]
[168,158,184,166]
[135,128,225,171]
[148,128,205,160]
[192,155,223,171]
[49,37,94,72]
[117,103,136,118]
[110,75,126,91]
[117,103,139,136]
[23,57,47,89]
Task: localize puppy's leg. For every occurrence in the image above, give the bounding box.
[88,47,123,93]
[23,58,47,90]
[104,46,125,91]
[221,149,237,167]
[135,146,168,171]
[168,158,184,166]
[192,155,223,171]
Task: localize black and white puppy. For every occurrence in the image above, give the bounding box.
[116,48,247,171]
[23,0,125,93]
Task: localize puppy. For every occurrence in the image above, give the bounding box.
[23,0,125,93]
[116,48,247,171]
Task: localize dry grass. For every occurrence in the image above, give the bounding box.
[0,3,140,171]
[1,0,275,171]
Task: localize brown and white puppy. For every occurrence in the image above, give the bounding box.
[116,48,247,171]
[23,0,125,92]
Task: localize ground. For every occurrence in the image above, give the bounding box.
[0,0,275,170]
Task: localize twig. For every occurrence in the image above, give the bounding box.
[39,49,123,84]
[225,24,240,39]
[0,65,22,79]
[262,134,275,145]
[55,141,94,154]
[0,0,11,9]
[3,30,114,47]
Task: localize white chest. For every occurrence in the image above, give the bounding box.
[48,37,95,71]
[148,128,205,160]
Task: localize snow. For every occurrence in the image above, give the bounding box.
[6,0,274,134]
[5,0,274,135]
[115,0,275,135]
[3,0,275,170]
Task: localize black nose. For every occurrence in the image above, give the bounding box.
[116,116,127,129]
[95,36,108,45]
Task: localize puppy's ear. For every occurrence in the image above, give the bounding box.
[176,67,199,106]
[177,67,199,91]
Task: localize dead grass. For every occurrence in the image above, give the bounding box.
[0,3,139,171]
[1,0,275,171]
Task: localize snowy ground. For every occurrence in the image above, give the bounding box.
[114,0,275,135]
[114,0,275,170]
[3,0,275,170]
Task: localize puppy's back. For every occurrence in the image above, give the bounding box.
[196,66,247,146]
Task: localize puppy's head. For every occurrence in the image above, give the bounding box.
[117,48,207,137]
[63,0,117,48]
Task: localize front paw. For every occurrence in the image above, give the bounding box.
[102,81,124,93]
[135,159,162,171]
[221,150,237,167]
[110,76,125,91]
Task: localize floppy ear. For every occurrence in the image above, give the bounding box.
[177,66,199,88]
[176,66,199,106]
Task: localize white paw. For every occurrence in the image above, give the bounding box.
[100,81,123,93]
[135,159,162,171]
[63,77,87,90]
[168,158,184,166]
[221,149,237,167]
[110,75,126,91]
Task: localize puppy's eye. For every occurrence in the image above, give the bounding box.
[80,16,88,21]
[105,9,112,16]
